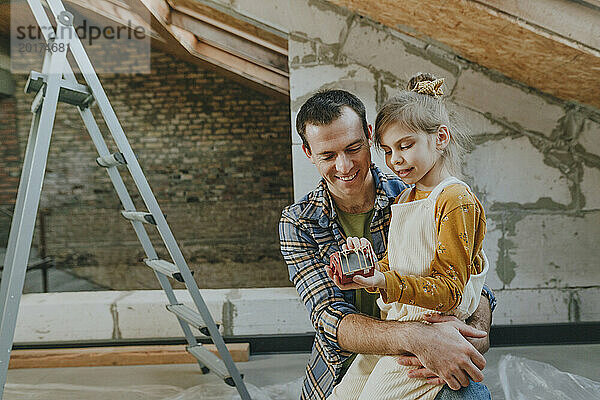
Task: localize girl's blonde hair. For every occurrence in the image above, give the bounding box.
[374,72,471,175]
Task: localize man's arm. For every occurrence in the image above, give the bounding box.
[465,294,492,354]
[337,309,487,390]
[398,294,492,387]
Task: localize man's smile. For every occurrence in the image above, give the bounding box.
[336,171,359,182]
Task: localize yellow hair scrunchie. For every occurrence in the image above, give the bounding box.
[412,78,445,97]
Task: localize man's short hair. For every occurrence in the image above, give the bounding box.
[296,89,369,151]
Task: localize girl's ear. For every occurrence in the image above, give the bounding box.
[436,125,451,150]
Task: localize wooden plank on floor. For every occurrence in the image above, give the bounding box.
[8,343,249,369]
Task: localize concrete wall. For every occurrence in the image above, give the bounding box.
[209,0,600,326]
[14,289,312,344]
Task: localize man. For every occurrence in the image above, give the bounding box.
[279,90,496,400]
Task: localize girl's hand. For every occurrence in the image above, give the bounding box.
[353,269,386,289]
[343,237,379,267]
[342,236,366,252]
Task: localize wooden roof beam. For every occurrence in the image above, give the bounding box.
[129,0,289,99]
[169,10,288,75]
[167,0,287,55]
[167,0,288,52]
[330,0,600,108]
[65,0,161,40]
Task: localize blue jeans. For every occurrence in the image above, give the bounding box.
[434,380,491,400]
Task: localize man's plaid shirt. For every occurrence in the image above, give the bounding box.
[279,164,497,400]
[279,165,406,399]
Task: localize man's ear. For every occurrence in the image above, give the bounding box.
[436,125,451,150]
[367,124,373,141]
[302,144,315,164]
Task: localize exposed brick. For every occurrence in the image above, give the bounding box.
[0,96,19,207]
[3,49,293,289]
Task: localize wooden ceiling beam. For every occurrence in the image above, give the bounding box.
[128,0,289,99]
[167,0,288,52]
[170,24,288,95]
[167,0,287,55]
[169,10,288,74]
[330,0,600,108]
[65,0,161,40]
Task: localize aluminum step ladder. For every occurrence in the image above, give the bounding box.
[0,1,251,398]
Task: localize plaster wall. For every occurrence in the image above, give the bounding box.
[214,0,600,326]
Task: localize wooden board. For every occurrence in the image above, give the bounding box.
[330,0,600,109]
[8,343,249,369]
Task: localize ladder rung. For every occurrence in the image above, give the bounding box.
[96,152,126,168]
[187,345,239,384]
[166,304,218,336]
[144,258,185,282]
[121,210,156,225]
[25,71,94,108]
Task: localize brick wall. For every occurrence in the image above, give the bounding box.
[0,96,19,246]
[0,96,18,206]
[4,49,294,289]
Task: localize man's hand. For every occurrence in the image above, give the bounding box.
[325,263,365,290]
[398,294,493,389]
[400,316,487,390]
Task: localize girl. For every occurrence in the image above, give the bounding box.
[328,73,490,400]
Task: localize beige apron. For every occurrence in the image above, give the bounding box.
[329,177,488,400]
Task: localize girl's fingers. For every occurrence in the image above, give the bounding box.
[425,377,445,386]
[349,237,361,249]
[352,275,374,287]
[396,355,422,367]
[345,237,355,249]
[407,368,436,379]
[423,313,455,324]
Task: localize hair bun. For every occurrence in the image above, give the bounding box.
[407,72,438,91]
[407,72,445,98]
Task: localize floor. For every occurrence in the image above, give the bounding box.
[4,343,600,399]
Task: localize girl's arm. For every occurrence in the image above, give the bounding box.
[378,187,486,312]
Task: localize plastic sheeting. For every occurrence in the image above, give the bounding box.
[4,378,304,400]
[5,356,599,400]
[499,354,600,400]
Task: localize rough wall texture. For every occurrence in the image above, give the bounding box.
[206,0,600,325]
[2,49,293,290]
[285,1,600,325]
